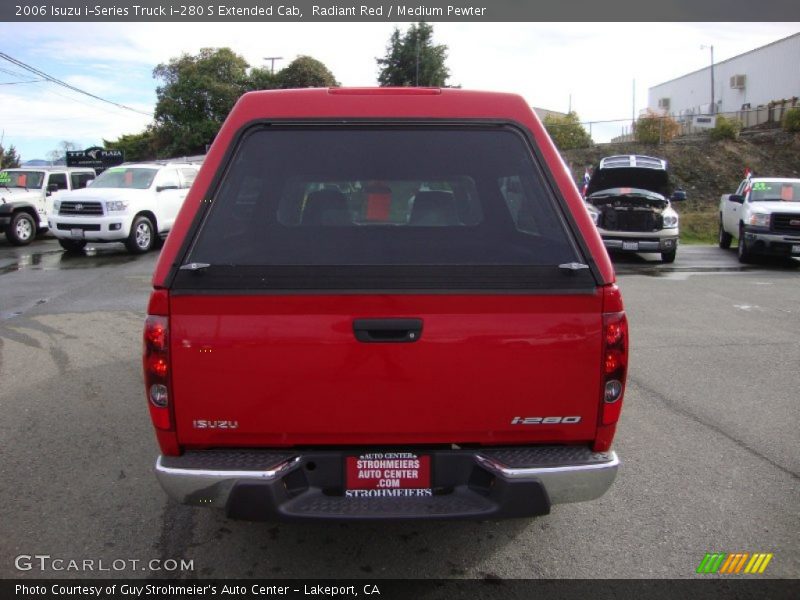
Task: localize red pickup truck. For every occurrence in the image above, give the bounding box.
[145,88,627,521]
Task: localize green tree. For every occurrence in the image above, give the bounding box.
[0,143,21,168]
[104,128,164,162]
[248,67,279,91]
[377,22,450,87]
[782,107,800,133]
[542,112,592,150]
[275,56,338,88]
[153,47,252,156]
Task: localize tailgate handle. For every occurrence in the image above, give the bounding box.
[353,319,423,343]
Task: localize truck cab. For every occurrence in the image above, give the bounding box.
[0,167,96,245]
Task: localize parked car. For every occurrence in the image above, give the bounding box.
[49,162,199,254]
[145,88,627,521]
[584,155,686,263]
[0,166,96,245]
[719,177,800,262]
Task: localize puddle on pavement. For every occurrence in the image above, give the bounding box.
[0,247,140,274]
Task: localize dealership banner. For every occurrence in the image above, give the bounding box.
[3,0,799,21]
[3,579,799,600]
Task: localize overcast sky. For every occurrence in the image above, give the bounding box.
[1,21,799,161]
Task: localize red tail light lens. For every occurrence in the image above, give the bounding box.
[144,315,171,431]
[594,284,629,451]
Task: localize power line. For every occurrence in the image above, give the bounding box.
[0,51,153,117]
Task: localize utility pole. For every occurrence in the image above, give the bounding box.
[568,94,572,114]
[263,56,283,75]
[632,79,636,122]
[701,45,715,114]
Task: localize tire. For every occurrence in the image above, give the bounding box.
[718,216,732,249]
[661,249,677,264]
[125,215,155,254]
[58,239,87,253]
[6,211,36,246]
[737,225,753,264]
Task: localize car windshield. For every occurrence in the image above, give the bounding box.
[89,167,158,189]
[749,181,800,202]
[0,170,45,189]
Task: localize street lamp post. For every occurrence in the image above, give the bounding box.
[701,45,715,115]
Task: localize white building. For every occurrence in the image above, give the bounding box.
[648,32,800,120]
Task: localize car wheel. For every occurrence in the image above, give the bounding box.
[6,212,36,246]
[718,216,732,249]
[737,225,753,264]
[661,249,677,264]
[58,239,87,253]
[125,216,155,254]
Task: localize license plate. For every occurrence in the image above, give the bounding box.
[792,244,800,255]
[70,228,84,239]
[622,241,639,251]
[345,452,431,498]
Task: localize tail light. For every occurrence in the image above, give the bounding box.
[143,290,179,455]
[594,284,628,452]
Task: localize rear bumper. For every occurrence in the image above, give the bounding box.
[155,446,619,521]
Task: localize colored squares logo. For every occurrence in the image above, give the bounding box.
[696,553,773,574]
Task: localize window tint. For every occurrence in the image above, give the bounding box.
[187,127,579,268]
[157,169,180,189]
[48,173,68,190]
[179,168,197,188]
[70,172,95,189]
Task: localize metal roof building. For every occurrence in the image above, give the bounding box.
[648,32,800,119]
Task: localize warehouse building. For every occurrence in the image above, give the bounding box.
[648,32,799,127]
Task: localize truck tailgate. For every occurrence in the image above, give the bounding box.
[170,293,602,447]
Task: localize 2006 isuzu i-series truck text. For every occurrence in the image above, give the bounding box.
[144,88,628,521]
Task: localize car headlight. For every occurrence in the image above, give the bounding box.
[587,207,600,225]
[748,212,770,227]
[53,200,61,211]
[663,214,679,228]
[106,200,129,212]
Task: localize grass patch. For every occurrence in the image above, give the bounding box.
[680,210,718,245]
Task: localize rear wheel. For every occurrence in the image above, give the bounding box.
[6,212,36,246]
[58,239,87,253]
[718,216,732,249]
[661,249,677,264]
[737,225,753,264]
[125,216,155,254]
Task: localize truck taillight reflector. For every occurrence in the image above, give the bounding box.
[144,315,172,431]
[600,310,628,426]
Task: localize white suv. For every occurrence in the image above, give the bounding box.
[50,162,199,254]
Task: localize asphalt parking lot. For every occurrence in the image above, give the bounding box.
[0,239,798,579]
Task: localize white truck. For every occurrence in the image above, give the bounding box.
[719,177,800,263]
[49,162,199,254]
[0,167,96,245]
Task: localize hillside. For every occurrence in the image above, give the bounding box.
[560,130,800,242]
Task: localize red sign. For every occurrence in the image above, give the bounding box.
[346,452,430,491]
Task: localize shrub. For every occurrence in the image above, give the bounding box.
[543,111,593,150]
[783,107,800,133]
[709,115,742,141]
[635,110,680,144]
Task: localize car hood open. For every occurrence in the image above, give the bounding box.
[586,166,670,198]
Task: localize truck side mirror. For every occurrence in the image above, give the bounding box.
[47,183,60,195]
[729,194,744,204]
[670,189,687,201]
